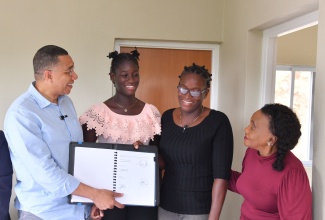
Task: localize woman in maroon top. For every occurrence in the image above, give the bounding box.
[229,103,312,220]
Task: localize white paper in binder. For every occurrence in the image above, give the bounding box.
[68,142,158,206]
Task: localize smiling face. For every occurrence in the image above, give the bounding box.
[244,110,276,154]
[49,55,78,97]
[110,60,140,96]
[178,72,208,113]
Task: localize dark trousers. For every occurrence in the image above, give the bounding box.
[102,206,157,220]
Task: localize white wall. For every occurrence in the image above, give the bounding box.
[277,25,317,66]
[1,0,324,219]
[220,0,320,219]
[313,0,325,218]
[0,0,225,128]
[0,1,226,219]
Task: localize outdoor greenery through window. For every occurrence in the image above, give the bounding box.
[274,66,315,166]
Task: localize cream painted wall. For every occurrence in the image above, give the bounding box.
[220,0,321,219]
[217,0,320,184]
[0,1,226,219]
[313,0,325,219]
[277,25,318,66]
[0,0,225,128]
[1,0,324,219]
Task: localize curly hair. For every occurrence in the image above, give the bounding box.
[107,48,140,74]
[261,103,301,171]
[179,63,212,88]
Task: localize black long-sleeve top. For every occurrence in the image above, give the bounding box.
[159,109,233,214]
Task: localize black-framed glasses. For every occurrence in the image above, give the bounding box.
[177,86,207,97]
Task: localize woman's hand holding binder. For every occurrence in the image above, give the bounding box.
[133,140,143,149]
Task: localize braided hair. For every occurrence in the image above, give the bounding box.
[107,48,140,74]
[261,103,301,171]
[179,63,212,88]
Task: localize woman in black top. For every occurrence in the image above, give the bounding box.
[158,64,233,220]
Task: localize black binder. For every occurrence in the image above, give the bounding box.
[68,142,159,206]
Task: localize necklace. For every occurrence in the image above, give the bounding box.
[113,96,138,112]
[179,106,204,133]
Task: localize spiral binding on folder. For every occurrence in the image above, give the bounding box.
[113,151,118,191]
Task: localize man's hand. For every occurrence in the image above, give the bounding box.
[92,189,124,210]
[72,183,125,211]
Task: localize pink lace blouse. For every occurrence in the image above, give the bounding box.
[79,103,161,145]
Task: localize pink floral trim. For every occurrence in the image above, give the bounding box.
[79,103,161,144]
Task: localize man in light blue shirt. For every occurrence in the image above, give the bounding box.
[4,45,124,220]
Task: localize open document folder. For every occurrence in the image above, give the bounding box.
[68,142,159,206]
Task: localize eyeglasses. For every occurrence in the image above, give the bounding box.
[177,86,207,97]
[49,67,75,75]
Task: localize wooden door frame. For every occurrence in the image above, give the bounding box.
[114,39,220,109]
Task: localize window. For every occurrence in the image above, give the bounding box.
[274,65,315,166]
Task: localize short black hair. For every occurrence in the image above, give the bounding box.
[107,48,140,74]
[261,103,301,171]
[179,63,212,88]
[33,45,68,77]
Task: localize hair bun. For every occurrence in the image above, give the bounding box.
[130,47,140,60]
[107,51,118,59]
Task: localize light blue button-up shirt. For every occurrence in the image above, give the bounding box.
[4,82,88,220]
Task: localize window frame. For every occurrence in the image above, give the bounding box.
[275,65,315,167]
[261,11,318,167]
[261,11,318,105]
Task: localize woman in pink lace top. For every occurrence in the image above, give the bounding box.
[79,49,161,220]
